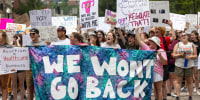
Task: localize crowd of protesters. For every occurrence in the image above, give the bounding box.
[0,20,200,100]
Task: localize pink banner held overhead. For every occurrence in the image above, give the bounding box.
[0,18,14,30]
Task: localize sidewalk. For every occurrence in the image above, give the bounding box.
[151,91,200,100]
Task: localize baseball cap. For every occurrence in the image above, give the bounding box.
[57,26,66,33]
[148,36,161,47]
[30,28,39,34]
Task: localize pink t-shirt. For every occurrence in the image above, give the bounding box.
[141,43,167,76]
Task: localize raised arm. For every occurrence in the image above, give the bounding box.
[117,28,126,46]
[135,27,144,46]
[168,20,176,41]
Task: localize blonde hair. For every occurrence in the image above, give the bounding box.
[0,32,10,45]
[155,27,166,36]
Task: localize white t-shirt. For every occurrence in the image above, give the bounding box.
[51,38,70,45]
[101,42,121,49]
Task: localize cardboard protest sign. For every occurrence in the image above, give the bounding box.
[80,0,98,30]
[22,34,32,47]
[117,0,150,28]
[198,12,200,34]
[96,17,111,33]
[29,9,52,28]
[150,1,170,27]
[52,16,77,35]
[16,24,26,34]
[6,23,18,43]
[105,9,117,26]
[0,18,14,30]
[6,23,26,43]
[30,45,155,100]
[185,14,197,34]
[36,26,57,42]
[170,13,186,31]
[1,47,30,71]
[0,49,16,75]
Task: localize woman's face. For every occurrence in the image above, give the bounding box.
[180,33,188,42]
[89,35,97,44]
[149,40,157,50]
[155,29,162,37]
[70,34,75,45]
[106,33,114,44]
[97,32,103,42]
[190,32,196,41]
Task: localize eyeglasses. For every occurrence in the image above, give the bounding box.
[30,33,36,36]
[97,34,103,36]
[181,34,187,37]
[177,32,182,34]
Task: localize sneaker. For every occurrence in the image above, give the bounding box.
[172,93,177,97]
[189,96,192,100]
[193,87,196,92]
[176,97,180,100]
[196,91,200,95]
[181,87,188,92]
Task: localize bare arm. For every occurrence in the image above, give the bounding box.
[168,20,176,41]
[135,27,144,46]
[157,51,167,65]
[172,43,183,58]
[118,28,126,46]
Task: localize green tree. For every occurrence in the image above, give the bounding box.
[99,0,116,16]
[13,0,45,16]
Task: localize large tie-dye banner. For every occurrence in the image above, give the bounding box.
[29,45,155,100]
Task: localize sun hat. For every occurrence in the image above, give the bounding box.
[148,36,161,47]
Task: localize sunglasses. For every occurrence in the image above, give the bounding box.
[181,34,187,37]
[30,33,36,36]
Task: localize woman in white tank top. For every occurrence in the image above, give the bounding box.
[172,32,197,100]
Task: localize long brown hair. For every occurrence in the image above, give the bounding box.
[13,34,22,46]
[0,31,10,45]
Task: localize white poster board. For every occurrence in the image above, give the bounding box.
[79,0,98,30]
[6,23,18,43]
[96,17,111,33]
[185,14,197,34]
[22,34,32,47]
[105,9,117,26]
[150,1,170,27]
[117,0,150,28]
[6,23,27,44]
[197,12,200,34]
[16,24,26,34]
[36,26,58,42]
[170,13,186,31]
[29,9,52,28]
[52,16,77,35]
[1,47,30,71]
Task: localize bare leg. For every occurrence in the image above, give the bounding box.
[154,81,163,100]
[11,73,18,100]
[176,75,183,97]
[18,72,25,100]
[186,75,193,97]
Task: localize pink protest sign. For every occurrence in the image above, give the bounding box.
[0,18,14,30]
